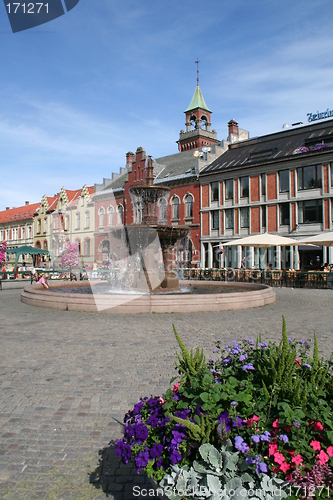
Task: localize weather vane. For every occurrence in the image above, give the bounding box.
[195,58,200,86]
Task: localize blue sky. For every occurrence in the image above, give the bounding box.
[1,0,333,210]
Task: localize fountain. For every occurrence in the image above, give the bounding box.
[21,157,275,313]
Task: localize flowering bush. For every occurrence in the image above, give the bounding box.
[60,242,80,269]
[0,241,7,269]
[115,318,333,499]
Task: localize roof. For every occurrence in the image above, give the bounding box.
[201,119,333,176]
[0,202,40,224]
[184,85,212,113]
[154,149,198,183]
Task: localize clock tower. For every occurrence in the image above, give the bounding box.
[177,63,219,152]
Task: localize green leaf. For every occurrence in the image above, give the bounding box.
[200,392,209,403]
[207,474,221,494]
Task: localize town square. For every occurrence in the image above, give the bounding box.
[1,0,333,499]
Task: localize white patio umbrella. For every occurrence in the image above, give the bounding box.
[223,232,300,248]
[298,231,333,247]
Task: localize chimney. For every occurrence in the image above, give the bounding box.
[228,119,239,138]
[6,207,10,210]
[126,151,135,166]
[25,201,29,206]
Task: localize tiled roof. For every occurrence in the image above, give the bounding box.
[0,202,40,224]
[202,120,333,175]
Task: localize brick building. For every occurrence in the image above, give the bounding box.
[0,202,39,259]
[200,119,333,270]
[92,80,250,268]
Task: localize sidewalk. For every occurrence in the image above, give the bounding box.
[0,287,332,499]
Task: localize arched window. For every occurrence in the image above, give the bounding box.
[107,206,114,226]
[85,211,90,229]
[101,240,110,262]
[172,197,180,220]
[84,238,90,256]
[118,205,124,225]
[99,207,105,227]
[185,194,193,218]
[76,213,80,230]
[43,240,48,250]
[75,238,81,256]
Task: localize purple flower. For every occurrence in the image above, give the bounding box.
[174,409,190,420]
[211,369,217,374]
[135,448,149,471]
[235,436,249,454]
[169,448,182,465]
[208,358,214,364]
[251,435,260,444]
[134,424,149,443]
[232,416,243,428]
[150,443,163,459]
[214,377,221,384]
[239,354,248,362]
[278,434,288,444]
[258,461,268,473]
[303,363,312,370]
[222,358,231,364]
[258,342,267,348]
[231,401,237,406]
[115,440,132,464]
[213,349,218,353]
[260,431,271,442]
[293,420,300,428]
[242,363,254,371]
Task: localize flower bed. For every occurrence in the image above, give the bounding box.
[116,318,333,499]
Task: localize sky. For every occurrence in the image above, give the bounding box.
[1,0,333,210]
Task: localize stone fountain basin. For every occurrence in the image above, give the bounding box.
[21,280,276,314]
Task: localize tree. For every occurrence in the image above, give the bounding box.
[60,242,80,277]
[0,241,7,269]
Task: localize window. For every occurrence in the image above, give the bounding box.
[225,179,233,200]
[37,219,41,233]
[211,182,219,202]
[44,218,48,234]
[84,238,90,256]
[240,207,249,228]
[211,210,219,231]
[107,206,114,226]
[76,213,80,230]
[240,177,249,198]
[298,165,322,190]
[298,200,322,223]
[99,207,105,227]
[65,215,69,231]
[331,164,333,187]
[279,170,289,193]
[225,209,234,229]
[172,197,179,219]
[85,211,90,228]
[261,174,266,196]
[280,203,290,226]
[160,199,167,222]
[185,194,193,218]
[81,196,84,207]
[262,206,266,230]
[118,205,124,225]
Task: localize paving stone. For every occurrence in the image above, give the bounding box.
[0,285,333,498]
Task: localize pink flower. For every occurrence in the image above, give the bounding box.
[252,415,260,422]
[327,446,333,457]
[158,397,166,405]
[295,358,301,366]
[243,415,260,428]
[274,452,285,465]
[272,419,279,429]
[313,421,323,431]
[280,462,290,472]
[317,450,329,465]
[292,454,303,466]
[269,443,278,456]
[310,440,321,451]
[172,382,180,393]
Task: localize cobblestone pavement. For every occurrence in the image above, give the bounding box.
[0,284,332,499]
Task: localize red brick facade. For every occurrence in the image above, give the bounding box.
[267,174,277,200]
[267,205,277,232]
[251,206,260,233]
[250,176,259,202]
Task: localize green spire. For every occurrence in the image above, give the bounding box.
[185,85,212,113]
